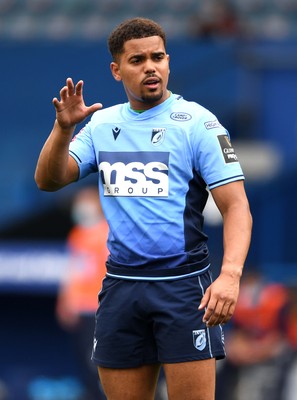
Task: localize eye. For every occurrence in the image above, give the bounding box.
[153,54,165,61]
[130,57,142,64]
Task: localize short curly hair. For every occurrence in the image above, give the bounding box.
[108,17,167,61]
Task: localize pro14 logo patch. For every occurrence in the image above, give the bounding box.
[99,151,169,197]
[193,329,207,351]
[218,134,238,163]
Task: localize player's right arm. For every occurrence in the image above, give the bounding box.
[34,120,79,191]
[34,78,102,192]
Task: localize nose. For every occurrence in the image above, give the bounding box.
[144,59,156,74]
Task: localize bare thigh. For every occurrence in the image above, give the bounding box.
[98,364,161,400]
[163,358,216,400]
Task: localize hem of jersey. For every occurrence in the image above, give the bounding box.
[106,264,210,281]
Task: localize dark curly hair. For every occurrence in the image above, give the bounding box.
[108,17,167,61]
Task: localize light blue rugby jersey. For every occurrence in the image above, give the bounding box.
[69,94,244,280]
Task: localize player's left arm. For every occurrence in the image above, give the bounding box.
[199,180,252,327]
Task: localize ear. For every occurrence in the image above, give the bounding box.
[167,54,170,74]
[110,62,122,82]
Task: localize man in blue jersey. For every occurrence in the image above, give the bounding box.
[35,17,252,400]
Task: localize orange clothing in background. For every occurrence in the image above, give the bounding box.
[57,219,109,325]
[233,281,288,336]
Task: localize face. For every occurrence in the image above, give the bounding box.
[110,36,170,110]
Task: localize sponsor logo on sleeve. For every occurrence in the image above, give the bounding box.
[218,134,238,163]
[170,112,192,121]
[204,120,222,130]
[99,151,169,197]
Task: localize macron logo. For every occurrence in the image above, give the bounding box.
[112,127,121,140]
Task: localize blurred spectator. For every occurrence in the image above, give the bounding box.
[188,0,240,39]
[216,270,297,400]
[283,284,297,400]
[284,284,297,350]
[56,186,108,400]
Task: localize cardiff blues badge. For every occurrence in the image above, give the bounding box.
[151,128,166,146]
[193,329,207,351]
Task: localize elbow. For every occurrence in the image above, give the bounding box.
[35,181,59,192]
[34,172,61,192]
[36,183,59,192]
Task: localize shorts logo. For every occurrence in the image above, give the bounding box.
[217,134,238,163]
[151,128,166,146]
[99,151,169,197]
[170,112,192,121]
[204,120,222,130]
[193,329,207,351]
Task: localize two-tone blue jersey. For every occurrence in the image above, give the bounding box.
[69,94,244,280]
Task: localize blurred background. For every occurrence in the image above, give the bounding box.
[1,0,297,399]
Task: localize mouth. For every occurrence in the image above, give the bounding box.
[143,76,160,90]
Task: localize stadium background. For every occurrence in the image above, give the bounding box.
[0,0,297,399]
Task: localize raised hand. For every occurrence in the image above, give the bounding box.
[53,78,102,130]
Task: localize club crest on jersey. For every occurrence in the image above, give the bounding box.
[193,329,207,351]
[151,128,166,146]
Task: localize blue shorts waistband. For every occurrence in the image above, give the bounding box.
[106,262,211,281]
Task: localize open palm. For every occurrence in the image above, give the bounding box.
[53,78,102,129]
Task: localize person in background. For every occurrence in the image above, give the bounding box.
[56,186,108,400]
[35,17,252,400]
[217,270,296,400]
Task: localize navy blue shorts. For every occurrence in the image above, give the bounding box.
[91,270,225,368]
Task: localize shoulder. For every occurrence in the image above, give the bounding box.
[90,103,126,124]
[171,95,218,123]
[170,95,223,132]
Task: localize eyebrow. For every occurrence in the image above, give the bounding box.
[128,51,166,60]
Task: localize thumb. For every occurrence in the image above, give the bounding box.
[86,103,103,116]
[198,288,210,310]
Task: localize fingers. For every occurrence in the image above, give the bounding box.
[52,97,59,107]
[198,289,210,312]
[67,77,75,96]
[75,79,83,96]
[87,103,103,114]
[52,78,103,124]
[203,301,234,327]
[199,290,236,327]
[56,78,83,102]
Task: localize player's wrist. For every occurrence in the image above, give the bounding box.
[220,263,243,279]
[54,119,76,135]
